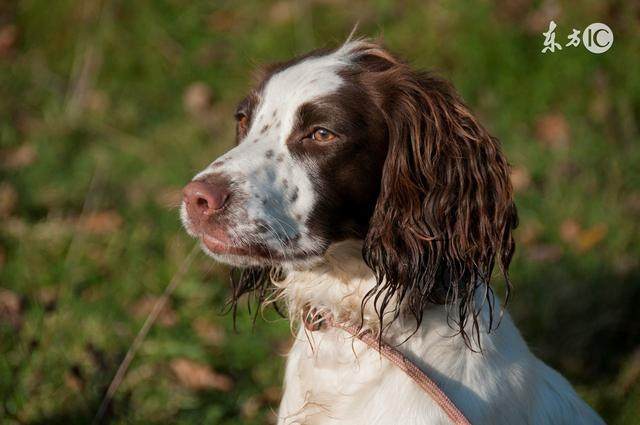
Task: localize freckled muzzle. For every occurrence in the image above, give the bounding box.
[182,173,240,254]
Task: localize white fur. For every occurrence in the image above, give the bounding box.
[188,45,355,267]
[181,41,604,423]
[275,241,604,425]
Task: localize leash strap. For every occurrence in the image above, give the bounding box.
[303,308,472,425]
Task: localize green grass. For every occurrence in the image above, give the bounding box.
[1,0,639,423]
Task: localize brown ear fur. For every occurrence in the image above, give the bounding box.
[354,44,518,345]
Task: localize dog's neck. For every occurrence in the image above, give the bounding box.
[277,240,496,351]
[278,240,383,329]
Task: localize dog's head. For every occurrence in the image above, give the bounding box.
[181,40,517,335]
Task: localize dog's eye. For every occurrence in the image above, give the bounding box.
[235,113,249,133]
[311,128,337,143]
[235,112,248,126]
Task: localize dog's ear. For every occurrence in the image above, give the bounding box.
[356,48,518,343]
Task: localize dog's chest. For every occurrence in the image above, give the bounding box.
[278,327,449,425]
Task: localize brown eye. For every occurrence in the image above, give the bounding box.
[311,128,337,142]
[235,113,248,134]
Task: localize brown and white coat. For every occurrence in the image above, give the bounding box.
[181,40,603,425]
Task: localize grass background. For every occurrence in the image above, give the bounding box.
[1,0,639,423]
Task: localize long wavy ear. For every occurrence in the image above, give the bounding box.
[355,45,518,346]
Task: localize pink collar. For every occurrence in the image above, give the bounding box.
[303,307,472,425]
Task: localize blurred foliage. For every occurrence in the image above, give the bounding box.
[1,0,639,423]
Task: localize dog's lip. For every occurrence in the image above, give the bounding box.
[201,232,294,261]
[202,233,251,256]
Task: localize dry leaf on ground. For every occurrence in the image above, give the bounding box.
[1,144,37,169]
[77,211,123,235]
[535,113,570,150]
[183,82,213,116]
[269,1,295,24]
[510,165,531,193]
[0,182,18,218]
[193,318,226,346]
[559,219,581,244]
[0,288,22,329]
[0,25,17,57]
[241,396,262,419]
[170,358,233,391]
[576,224,607,253]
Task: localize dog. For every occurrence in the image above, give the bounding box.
[181,39,604,424]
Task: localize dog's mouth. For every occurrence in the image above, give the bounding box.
[201,233,251,256]
[181,202,324,266]
[196,228,325,269]
[200,232,277,260]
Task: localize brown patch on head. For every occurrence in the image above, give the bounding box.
[218,42,517,349]
[235,92,260,143]
[345,42,518,347]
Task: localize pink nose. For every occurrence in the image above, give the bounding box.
[183,180,230,217]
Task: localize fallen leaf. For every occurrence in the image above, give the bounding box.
[576,224,607,253]
[0,288,22,329]
[193,318,226,346]
[170,358,233,391]
[559,219,581,244]
[1,144,37,169]
[0,25,17,57]
[269,1,295,24]
[535,113,570,150]
[131,296,177,327]
[510,165,531,193]
[183,82,213,116]
[241,396,262,419]
[77,211,122,235]
[0,182,18,218]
